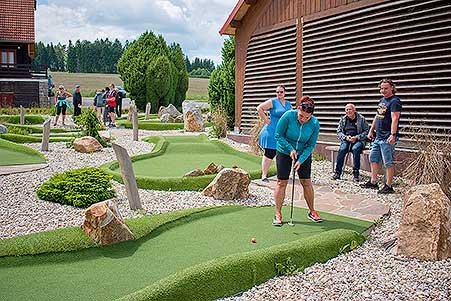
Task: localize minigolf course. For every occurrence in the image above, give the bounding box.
[103,135,276,191]
[0,206,372,300]
[0,137,46,166]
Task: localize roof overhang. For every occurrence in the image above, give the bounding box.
[219,0,257,36]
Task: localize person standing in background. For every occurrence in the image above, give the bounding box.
[72,85,82,117]
[257,85,292,182]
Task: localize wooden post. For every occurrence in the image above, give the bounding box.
[112,143,142,210]
[145,102,151,120]
[132,105,139,141]
[20,106,25,125]
[41,118,51,151]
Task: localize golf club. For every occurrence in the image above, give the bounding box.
[288,164,295,226]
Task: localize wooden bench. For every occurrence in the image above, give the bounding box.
[325,145,370,175]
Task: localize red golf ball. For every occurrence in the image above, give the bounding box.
[251,237,257,243]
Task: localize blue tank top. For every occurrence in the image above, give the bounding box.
[258,98,292,149]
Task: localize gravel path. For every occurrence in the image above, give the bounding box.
[1,129,449,300]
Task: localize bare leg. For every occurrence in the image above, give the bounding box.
[261,156,272,178]
[274,179,288,221]
[300,179,315,212]
[54,115,59,126]
[386,166,394,187]
[110,112,115,124]
[370,162,380,183]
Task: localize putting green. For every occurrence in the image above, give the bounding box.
[0,138,46,166]
[0,206,371,300]
[104,135,275,190]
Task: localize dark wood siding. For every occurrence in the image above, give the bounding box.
[240,23,298,133]
[302,0,451,146]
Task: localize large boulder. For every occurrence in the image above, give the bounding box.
[160,113,171,123]
[158,104,182,119]
[203,167,251,200]
[81,200,135,246]
[182,101,204,132]
[0,124,7,134]
[396,183,451,261]
[73,136,102,153]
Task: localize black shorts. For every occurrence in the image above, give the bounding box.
[56,104,67,115]
[107,106,115,113]
[263,148,276,159]
[276,151,312,180]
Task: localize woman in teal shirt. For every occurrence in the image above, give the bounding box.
[257,85,292,182]
[273,96,322,225]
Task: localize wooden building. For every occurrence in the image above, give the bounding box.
[0,0,48,108]
[220,0,451,149]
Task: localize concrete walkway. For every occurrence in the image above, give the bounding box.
[0,163,49,175]
[252,176,390,222]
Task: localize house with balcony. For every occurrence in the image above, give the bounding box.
[0,0,48,108]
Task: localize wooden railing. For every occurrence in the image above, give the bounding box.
[0,64,48,79]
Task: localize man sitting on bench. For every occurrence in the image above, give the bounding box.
[333,103,369,181]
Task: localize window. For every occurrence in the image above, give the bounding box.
[0,50,16,67]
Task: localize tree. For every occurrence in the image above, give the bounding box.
[146,55,173,110]
[117,31,169,109]
[208,37,235,129]
[169,43,189,108]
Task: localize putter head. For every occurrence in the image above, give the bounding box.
[287,219,294,226]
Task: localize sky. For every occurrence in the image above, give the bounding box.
[35,0,237,65]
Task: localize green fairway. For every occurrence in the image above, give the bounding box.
[0,206,371,301]
[0,138,46,166]
[132,135,260,177]
[104,135,274,190]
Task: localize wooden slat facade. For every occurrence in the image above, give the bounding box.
[233,0,451,148]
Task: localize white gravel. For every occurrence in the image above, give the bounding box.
[1,129,450,300]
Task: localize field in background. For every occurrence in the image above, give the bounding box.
[49,72,209,101]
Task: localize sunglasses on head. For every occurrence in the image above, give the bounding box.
[300,103,314,113]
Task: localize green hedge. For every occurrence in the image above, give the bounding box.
[0,133,74,143]
[0,115,46,125]
[36,167,116,208]
[0,207,212,257]
[119,229,365,301]
[117,120,213,131]
[102,135,276,191]
[3,123,80,134]
[0,137,46,162]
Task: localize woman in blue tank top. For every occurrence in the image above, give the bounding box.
[257,85,292,181]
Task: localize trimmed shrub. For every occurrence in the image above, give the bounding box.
[36,167,116,208]
[119,229,365,301]
[0,133,74,143]
[0,115,46,125]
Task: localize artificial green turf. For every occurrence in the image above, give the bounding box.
[132,136,260,177]
[0,138,46,166]
[0,206,371,301]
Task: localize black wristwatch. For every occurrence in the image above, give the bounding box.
[390,133,396,137]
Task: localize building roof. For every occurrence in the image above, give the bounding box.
[219,0,257,36]
[0,0,36,43]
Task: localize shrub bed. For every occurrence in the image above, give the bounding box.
[36,167,116,208]
[0,115,46,124]
[0,133,74,144]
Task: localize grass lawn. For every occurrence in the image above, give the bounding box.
[0,206,371,301]
[50,72,209,100]
[0,138,46,166]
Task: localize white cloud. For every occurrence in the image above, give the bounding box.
[36,0,237,64]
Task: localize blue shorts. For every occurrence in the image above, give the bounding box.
[369,138,397,167]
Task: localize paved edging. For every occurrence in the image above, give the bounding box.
[0,163,49,175]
